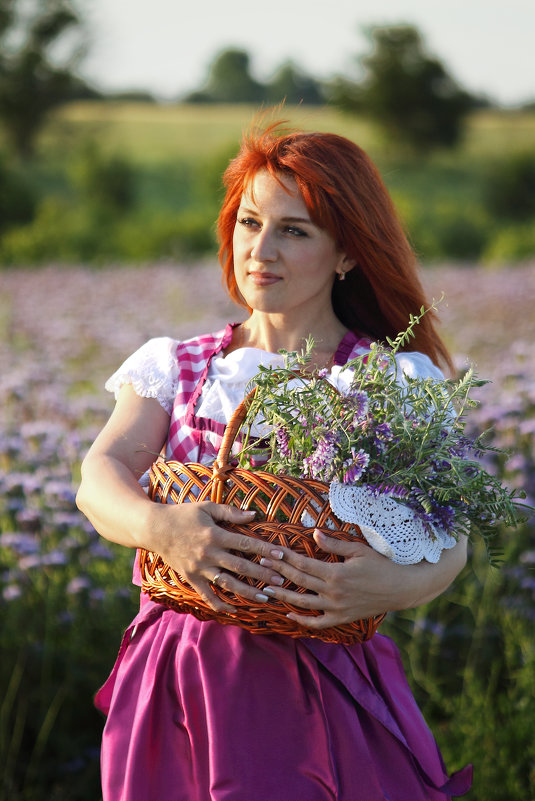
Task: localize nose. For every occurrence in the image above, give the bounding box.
[251,227,277,262]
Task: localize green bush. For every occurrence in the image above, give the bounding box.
[0,201,216,266]
[113,209,216,262]
[0,198,118,265]
[483,151,535,220]
[483,221,535,264]
[394,194,491,261]
[0,156,36,234]
[69,144,136,214]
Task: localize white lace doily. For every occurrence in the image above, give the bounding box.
[329,482,457,564]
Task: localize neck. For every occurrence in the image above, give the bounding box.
[236,311,349,359]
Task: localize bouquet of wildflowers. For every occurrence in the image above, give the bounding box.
[238,308,529,564]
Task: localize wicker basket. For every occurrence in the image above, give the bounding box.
[139,389,386,644]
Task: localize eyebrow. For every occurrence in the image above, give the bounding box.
[238,205,312,224]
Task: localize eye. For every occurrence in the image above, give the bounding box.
[237,216,260,229]
[284,225,307,237]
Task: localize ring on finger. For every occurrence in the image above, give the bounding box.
[211,571,223,587]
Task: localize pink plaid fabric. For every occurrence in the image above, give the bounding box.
[166,324,234,463]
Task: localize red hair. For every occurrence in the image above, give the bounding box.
[217,123,453,372]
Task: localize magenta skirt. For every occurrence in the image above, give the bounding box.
[95,598,472,801]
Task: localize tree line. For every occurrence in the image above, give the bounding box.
[186,28,481,153]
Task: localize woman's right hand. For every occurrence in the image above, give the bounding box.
[147,500,286,613]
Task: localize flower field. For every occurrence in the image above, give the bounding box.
[1,262,534,800]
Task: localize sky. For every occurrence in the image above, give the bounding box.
[80,0,535,107]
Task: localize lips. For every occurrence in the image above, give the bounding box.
[248,271,282,286]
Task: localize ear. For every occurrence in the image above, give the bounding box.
[335,254,357,280]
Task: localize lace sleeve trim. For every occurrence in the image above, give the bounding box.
[104,337,180,415]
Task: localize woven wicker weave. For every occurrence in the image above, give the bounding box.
[139,389,386,644]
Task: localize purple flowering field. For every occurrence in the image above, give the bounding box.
[1,261,534,800]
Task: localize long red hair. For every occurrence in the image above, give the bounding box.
[217,123,453,372]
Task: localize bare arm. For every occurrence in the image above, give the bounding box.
[76,385,286,612]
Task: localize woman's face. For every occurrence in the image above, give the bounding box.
[232,169,349,321]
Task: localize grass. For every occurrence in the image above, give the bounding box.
[37,102,380,164]
[33,102,535,165]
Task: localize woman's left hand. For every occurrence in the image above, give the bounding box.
[259,529,468,631]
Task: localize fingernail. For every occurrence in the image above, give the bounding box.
[271,575,284,585]
[255,592,269,602]
[259,557,272,567]
[270,549,284,559]
[242,510,256,516]
[263,587,276,596]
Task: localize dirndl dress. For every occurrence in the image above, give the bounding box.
[95,326,473,801]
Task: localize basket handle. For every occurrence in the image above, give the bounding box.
[209,370,340,503]
[210,386,258,503]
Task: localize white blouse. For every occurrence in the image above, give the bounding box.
[105,336,445,420]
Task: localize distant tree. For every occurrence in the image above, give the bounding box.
[104,90,156,104]
[332,25,474,152]
[0,0,86,159]
[484,151,535,220]
[0,153,36,232]
[266,61,323,105]
[185,48,266,104]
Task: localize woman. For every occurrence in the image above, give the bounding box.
[77,123,472,800]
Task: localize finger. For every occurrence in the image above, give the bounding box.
[216,527,286,562]
[193,578,237,614]
[210,570,274,605]
[261,583,326,611]
[286,610,348,630]
[259,557,326,593]
[313,529,369,557]
[212,550,285,587]
[258,543,338,587]
[208,503,258,525]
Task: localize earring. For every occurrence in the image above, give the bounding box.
[338,271,346,282]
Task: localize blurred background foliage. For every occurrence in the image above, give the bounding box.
[0,1,534,266]
[1,102,534,266]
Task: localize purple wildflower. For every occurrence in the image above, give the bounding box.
[430,504,457,533]
[0,532,40,555]
[374,422,393,441]
[344,389,369,420]
[342,449,370,484]
[432,459,452,472]
[42,550,69,566]
[66,576,91,594]
[3,584,22,601]
[297,414,309,433]
[303,431,339,481]
[447,436,472,458]
[367,482,408,499]
[275,427,291,458]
